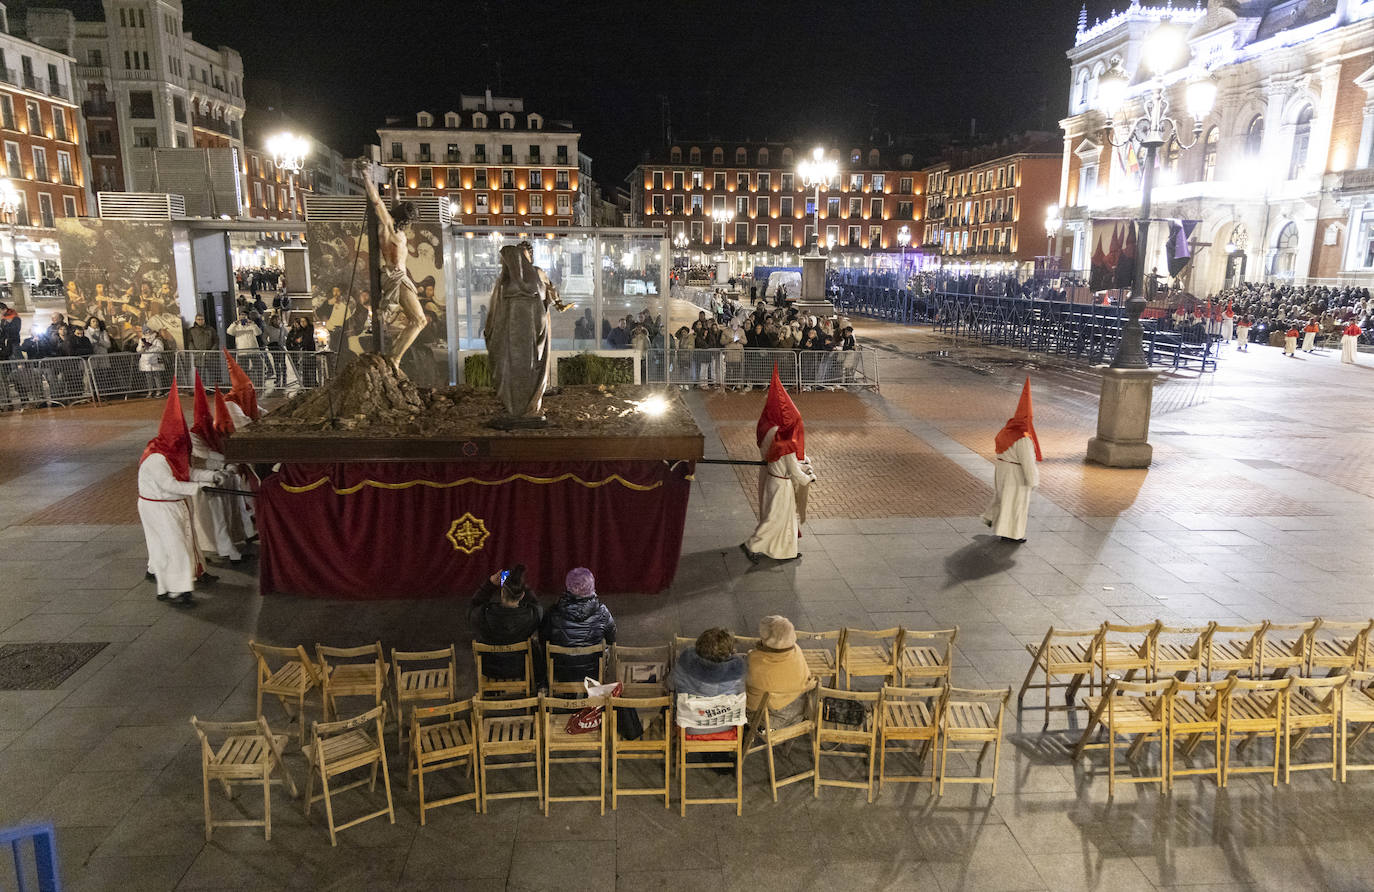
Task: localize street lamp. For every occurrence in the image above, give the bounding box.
[672,231,688,267]
[896,224,911,277]
[797,147,837,255]
[0,179,26,311]
[1044,203,1062,260]
[709,206,734,256]
[1095,27,1215,369]
[265,131,310,224]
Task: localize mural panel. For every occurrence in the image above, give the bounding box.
[55,219,184,350]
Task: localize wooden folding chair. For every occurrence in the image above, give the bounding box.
[472,639,535,699]
[897,628,958,687]
[249,641,322,744]
[734,635,761,653]
[609,694,672,809]
[745,680,818,801]
[1203,623,1264,680]
[938,687,1010,796]
[1257,620,1316,679]
[540,694,608,815]
[545,642,606,697]
[1165,678,1233,791]
[814,686,879,802]
[473,695,542,811]
[1340,670,1374,781]
[1096,621,1159,688]
[409,699,477,824]
[315,642,388,722]
[838,627,902,690]
[1017,626,1103,717]
[609,643,671,697]
[392,646,457,753]
[794,630,841,687]
[1221,677,1291,787]
[190,716,297,841]
[1153,623,1213,682]
[675,691,747,816]
[877,684,945,794]
[1308,619,1374,676]
[302,704,394,846]
[1284,674,1345,783]
[1075,678,1170,797]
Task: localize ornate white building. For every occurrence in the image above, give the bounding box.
[1059,0,1374,295]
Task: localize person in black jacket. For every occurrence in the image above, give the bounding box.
[469,564,542,682]
[541,567,616,683]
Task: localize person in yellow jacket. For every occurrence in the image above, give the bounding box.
[745,616,811,727]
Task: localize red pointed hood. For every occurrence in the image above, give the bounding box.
[140,379,192,481]
[189,370,222,455]
[222,348,260,420]
[994,377,1042,461]
[756,365,805,463]
[213,387,236,437]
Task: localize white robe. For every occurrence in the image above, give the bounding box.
[1342,334,1359,364]
[982,435,1039,541]
[138,454,213,594]
[190,433,239,560]
[1302,331,1317,352]
[745,430,815,560]
[1236,327,1250,348]
[1221,318,1234,341]
[221,401,258,537]
[1284,335,1297,356]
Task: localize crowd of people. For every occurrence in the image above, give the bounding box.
[1208,282,1373,346]
[236,266,284,297]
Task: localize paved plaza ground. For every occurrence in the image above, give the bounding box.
[2,321,1374,890]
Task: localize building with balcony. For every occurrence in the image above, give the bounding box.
[920,132,1063,276]
[241,104,360,223]
[22,0,244,198]
[376,91,586,226]
[629,140,927,270]
[1058,0,1374,295]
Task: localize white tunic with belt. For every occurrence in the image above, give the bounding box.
[138,454,213,594]
[1342,332,1360,364]
[982,435,1039,541]
[190,433,238,560]
[1220,317,1234,341]
[745,432,816,560]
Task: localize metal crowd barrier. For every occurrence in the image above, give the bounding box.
[642,347,878,390]
[0,349,334,412]
[0,822,60,891]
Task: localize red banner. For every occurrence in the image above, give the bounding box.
[257,460,694,598]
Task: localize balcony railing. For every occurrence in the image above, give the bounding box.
[191,113,233,137]
[48,81,68,100]
[528,154,541,164]
[82,100,113,116]
[0,67,14,85]
[418,153,432,163]
[446,151,461,163]
[499,154,514,164]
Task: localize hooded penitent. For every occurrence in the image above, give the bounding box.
[140,379,192,481]
[993,377,1042,462]
[189,370,222,455]
[756,365,805,463]
[221,348,260,420]
[212,387,235,437]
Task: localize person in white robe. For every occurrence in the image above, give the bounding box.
[981,376,1042,543]
[741,368,815,562]
[1342,322,1362,364]
[213,387,257,542]
[1283,327,1298,357]
[1302,320,1319,353]
[1220,305,1234,342]
[188,374,241,563]
[138,383,216,605]
[1235,318,1251,352]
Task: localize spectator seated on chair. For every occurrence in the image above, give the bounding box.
[746,615,811,727]
[671,627,747,743]
[541,567,616,683]
[468,564,542,680]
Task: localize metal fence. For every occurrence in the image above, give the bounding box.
[0,349,334,412]
[641,347,878,390]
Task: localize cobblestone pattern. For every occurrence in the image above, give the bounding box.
[21,464,141,525]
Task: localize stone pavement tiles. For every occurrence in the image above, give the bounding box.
[2,328,1374,888]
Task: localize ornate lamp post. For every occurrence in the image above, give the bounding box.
[1044,203,1062,259]
[709,206,734,255]
[797,147,837,255]
[896,224,911,277]
[265,131,310,224]
[1086,21,1216,468]
[0,179,27,311]
[672,231,688,267]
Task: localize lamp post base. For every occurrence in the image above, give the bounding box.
[8,280,29,313]
[1086,367,1158,469]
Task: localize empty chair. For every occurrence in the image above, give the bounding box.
[1018,626,1103,717]
[1340,670,1374,781]
[409,699,477,824]
[838,627,902,690]
[746,680,819,802]
[472,639,535,699]
[190,716,297,841]
[1096,621,1159,688]
[938,687,1011,796]
[1165,678,1233,791]
[315,642,388,722]
[1285,674,1345,783]
[1153,624,1213,682]
[877,684,945,794]
[1308,619,1373,676]
[1257,620,1316,679]
[609,643,672,697]
[1077,678,1170,797]
[609,694,672,809]
[1221,677,1291,787]
[1203,623,1264,680]
[248,641,322,743]
[814,686,880,802]
[545,642,607,697]
[473,696,543,812]
[898,627,958,688]
[302,704,395,846]
[392,646,457,752]
[794,630,842,686]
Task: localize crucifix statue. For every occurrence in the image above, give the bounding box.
[359,162,426,366]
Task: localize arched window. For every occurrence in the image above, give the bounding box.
[444,112,459,128]
[757,148,769,166]
[1201,127,1218,182]
[472,112,487,128]
[689,146,701,164]
[1075,69,1090,111]
[1288,106,1313,180]
[527,114,542,130]
[781,147,793,166]
[868,149,880,167]
[1244,115,1263,157]
[1271,221,1299,276]
[712,147,724,165]
[850,148,861,164]
[1162,139,1181,181]
[417,111,433,127]
[499,112,514,129]
[734,147,747,165]
[669,146,681,162]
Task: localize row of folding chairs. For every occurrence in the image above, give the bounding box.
[1018,618,1374,717]
[1071,671,1374,797]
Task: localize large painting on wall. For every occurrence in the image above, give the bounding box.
[305,221,369,362]
[55,219,184,350]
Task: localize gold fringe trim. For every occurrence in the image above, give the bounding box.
[280,472,665,495]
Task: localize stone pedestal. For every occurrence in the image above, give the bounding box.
[1086,367,1158,469]
[794,254,834,316]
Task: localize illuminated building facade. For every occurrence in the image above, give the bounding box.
[377,91,586,226]
[1059,0,1374,294]
[629,141,926,269]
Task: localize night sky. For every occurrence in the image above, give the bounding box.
[180,0,1129,185]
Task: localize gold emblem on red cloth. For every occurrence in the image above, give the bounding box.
[446,513,490,554]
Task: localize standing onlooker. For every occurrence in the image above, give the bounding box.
[541,567,616,683]
[136,326,166,395]
[85,317,112,354]
[0,302,20,360]
[185,314,217,352]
